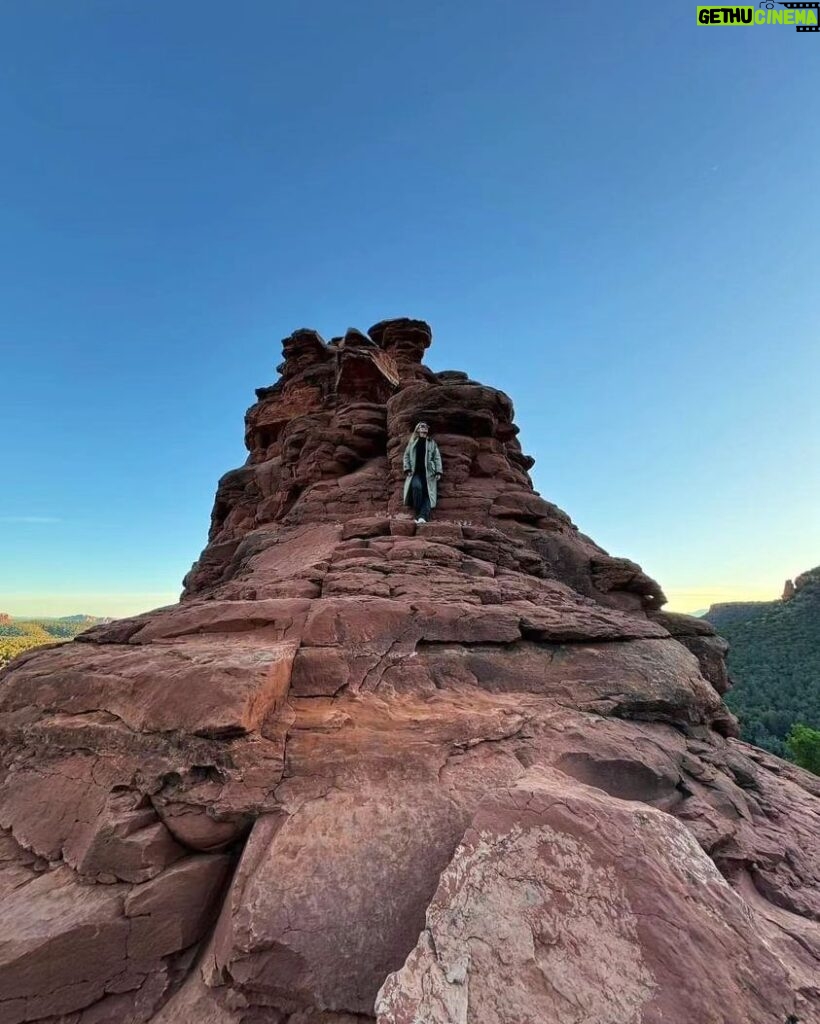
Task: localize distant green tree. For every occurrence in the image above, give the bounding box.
[706,570,820,759]
[786,723,820,776]
[0,617,106,668]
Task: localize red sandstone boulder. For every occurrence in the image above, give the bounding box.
[0,318,817,1023]
[375,768,799,1024]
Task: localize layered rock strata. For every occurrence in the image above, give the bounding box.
[1,319,818,1024]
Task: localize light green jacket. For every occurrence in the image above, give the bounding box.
[402,436,443,508]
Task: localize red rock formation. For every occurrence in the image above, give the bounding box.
[376,769,802,1024]
[1,319,818,1024]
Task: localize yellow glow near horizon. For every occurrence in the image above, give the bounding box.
[2,585,783,621]
[663,585,779,614]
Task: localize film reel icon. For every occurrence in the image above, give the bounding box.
[774,0,820,30]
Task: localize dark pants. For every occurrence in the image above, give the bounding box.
[409,474,431,521]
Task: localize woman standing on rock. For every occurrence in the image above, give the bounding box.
[403,421,443,523]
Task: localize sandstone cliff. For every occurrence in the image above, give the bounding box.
[1,320,818,1024]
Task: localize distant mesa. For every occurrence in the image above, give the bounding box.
[0,614,111,668]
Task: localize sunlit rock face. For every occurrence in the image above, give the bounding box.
[0,318,817,1024]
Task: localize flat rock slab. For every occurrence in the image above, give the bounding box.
[0,637,298,738]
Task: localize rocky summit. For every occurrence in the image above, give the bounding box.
[1,318,818,1024]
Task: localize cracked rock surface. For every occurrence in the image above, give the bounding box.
[1,318,818,1024]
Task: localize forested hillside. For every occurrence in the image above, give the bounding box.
[705,566,820,757]
[0,615,107,668]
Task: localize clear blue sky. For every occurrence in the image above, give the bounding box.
[1,0,818,617]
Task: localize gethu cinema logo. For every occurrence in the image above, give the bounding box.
[697,3,819,28]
